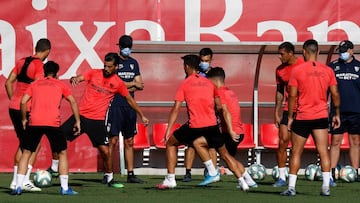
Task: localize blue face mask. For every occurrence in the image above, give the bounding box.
[340,52,350,61]
[199,62,210,72]
[120,47,131,57]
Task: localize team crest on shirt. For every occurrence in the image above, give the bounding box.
[130,64,134,70]
[355,66,360,72]
[334,66,340,71]
[119,64,124,69]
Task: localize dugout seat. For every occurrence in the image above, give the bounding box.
[133,123,150,166]
[237,123,255,149]
[260,123,292,149]
[237,123,255,166]
[152,123,181,149]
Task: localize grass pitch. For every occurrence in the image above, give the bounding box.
[0,172,359,203]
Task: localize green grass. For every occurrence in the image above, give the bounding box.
[0,173,359,203]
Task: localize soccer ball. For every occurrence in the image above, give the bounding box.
[315,166,323,181]
[33,169,52,187]
[248,163,266,180]
[339,165,357,182]
[271,165,289,180]
[305,164,318,181]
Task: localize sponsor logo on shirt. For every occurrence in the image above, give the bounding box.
[336,73,359,80]
[355,66,360,72]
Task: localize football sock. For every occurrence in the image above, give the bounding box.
[279,167,286,180]
[51,159,59,172]
[243,171,256,185]
[322,172,330,187]
[331,168,336,180]
[11,165,18,183]
[16,174,25,188]
[105,172,113,183]
[288,174,297,189]
[128,171,134,176]
[24,165,32,183]
[203,160,217,176]
[60,175,69,191]
[167,174,175,182]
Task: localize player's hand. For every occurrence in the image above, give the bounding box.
[22,119,28,130]
[332,115,341,129]
[230,131,240,142]
[73,122,81,136]
[274,114,281,128]
[287,117,293,131]
[70,76,80,86]
[141,116,149,126]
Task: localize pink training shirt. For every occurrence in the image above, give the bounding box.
[218,86,243,135]
[175,73,219,128]
[26,77,71,127]
[9,56,44,110]
[288,61,337,120]
[79,69,129,120]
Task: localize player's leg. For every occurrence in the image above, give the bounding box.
[183,147,195,182]
[348,134,360,177]
[156,135,182,189]
[281,120,308,196]
[313,126,331,196]
[329,133,343,185]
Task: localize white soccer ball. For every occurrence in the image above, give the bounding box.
[305,164,318,181]
[339,165,357,183]
[248,163,266,180]
[271,165,289,180]
[33,169,52,187]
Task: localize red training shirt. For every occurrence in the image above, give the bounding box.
[218,86,244,135]
[174,74,219,128]
[288,61,337,120]
[276,57,304,111]
[79,69,129,120]
[25,77,71,127]
[9,56,44,110]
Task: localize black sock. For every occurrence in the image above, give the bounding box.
[186,169,191,174]
[331,168,336,180]
[128,171,134,176]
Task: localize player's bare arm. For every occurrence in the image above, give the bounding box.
[124,94,149,125]
[287,86,297,131]
[5,71,17,99]
[70,75,85,86]
[20,93,31,129]
[275,83,285,127]
[164,101,182,142]
[329,85,341,129]
[66,95,81,135]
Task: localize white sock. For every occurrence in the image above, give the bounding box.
[243,171,256,185]
[51,159,59,172]
[288,174,297,189]
[11,165,18,184]
[279,167,286,180]
[24,165,32,183]
[238,177,248,187]
[167,174,175,182]
[16,174,25,188]
[60,175,69,191]
[322,172,330,187]
[203,160,217,176]
[105,172,113,183]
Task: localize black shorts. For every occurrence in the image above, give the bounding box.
[330,113,360,135]
[22,126,67,153]
[280,111,296,125]
[291,118,328,138]
[173,124,224,148]
[9,109,29,145]
[105,106,137,139]
[62,115,108,147]
[224,133,243,157]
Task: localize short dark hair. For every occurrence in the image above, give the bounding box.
[199,48,213,58]
[181,54,200,70]
[303,39,318,54]
[278,42,295,53]
[207,67,225,82]
[35,38,51,52]
[104,52,120,66]
[117,35,133,49]
[43,61,59,76]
